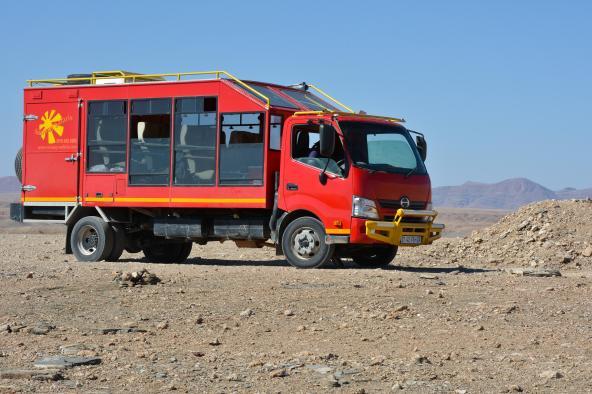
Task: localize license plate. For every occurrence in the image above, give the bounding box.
[400,235,422,245]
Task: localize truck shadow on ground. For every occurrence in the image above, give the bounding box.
[386,265,495,274]
[118,257,493,274]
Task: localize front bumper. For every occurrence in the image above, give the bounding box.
[365,209,444,246]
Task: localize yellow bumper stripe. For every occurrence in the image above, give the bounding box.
[326,228,351,235]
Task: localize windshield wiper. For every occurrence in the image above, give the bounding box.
[404,167,416,178]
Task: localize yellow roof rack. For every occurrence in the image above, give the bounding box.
[26,70,272,109]
[26,70,356,113]
[292,110,406,123]
[91,70,165,82]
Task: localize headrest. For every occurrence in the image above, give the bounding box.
[179,124,188,145]
[296,130,309,154]
[137,122,146,142]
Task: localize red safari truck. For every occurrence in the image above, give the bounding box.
[11,70,443,268]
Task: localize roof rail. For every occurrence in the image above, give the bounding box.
[292,110,405,123]
[26,70,356,113]
[26,70,272,109]
[307,85,354,113]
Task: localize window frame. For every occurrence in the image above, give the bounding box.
[85,99,129,174]
[218,111,266,187]
[172,96,219,187]
[127,97,173,187]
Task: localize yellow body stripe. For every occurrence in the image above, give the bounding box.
[84,197,114,202]
[22,197,77,202]
[24,196,266,204]
[87,197,266,204]
[113,197,170,203]
[170,198,265,204]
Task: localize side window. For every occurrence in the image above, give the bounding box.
[129,98,171,185]
[291,123,346,176]
[174,97,217,185]
[269,115,282,150]
[87,101,127,173]
[219,113,264,185]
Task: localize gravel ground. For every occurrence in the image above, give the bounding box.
[1,229,591,393]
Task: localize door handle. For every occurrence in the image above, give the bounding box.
[65,153,80,162]
[22,184,37,192]
[286,183,298,191]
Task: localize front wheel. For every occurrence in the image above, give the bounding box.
[70,216,114,262]
[350,245,398,268]
[282,217,334,269]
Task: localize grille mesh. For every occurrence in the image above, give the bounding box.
[378,200,426,210]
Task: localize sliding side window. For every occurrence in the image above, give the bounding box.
[173,97,217,185]
[269,114,282,150]
[87,101,127,173]
[129,99,171,185]
[291,123,346,176]
[219,113,264,185]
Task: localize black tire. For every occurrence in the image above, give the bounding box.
[281,217,334,269]
[125,245,142,254]
[351,245,398,268]
[143,241,193,264]
[105,225,126,261]
[176,242,193,262]
[124,235,142,254]
[14,148,22,183]
[70,216,114,262]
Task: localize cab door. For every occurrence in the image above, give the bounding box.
[22,101,80,203]
[280,120,352,234]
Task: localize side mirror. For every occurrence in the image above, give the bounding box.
[416,135,427,162]
[319,123,335,157]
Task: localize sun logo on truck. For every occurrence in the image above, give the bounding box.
[38,110,64,144]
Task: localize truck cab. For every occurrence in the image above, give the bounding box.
[12,70,442,268]
[275,112,442,267]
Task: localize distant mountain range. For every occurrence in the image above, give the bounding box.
[0,176,20,193]
[2,175,590,210]
[433,178,592,209]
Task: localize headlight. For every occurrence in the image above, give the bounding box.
[426,202,433,210]
[352,196,379,219]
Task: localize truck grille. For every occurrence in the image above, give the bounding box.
[378,200,426,210]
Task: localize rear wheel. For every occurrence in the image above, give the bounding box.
[350,245,398,268]
[105,225,126,262]
[70,216,114,262]
[282,217,334,269]
[124,234,142,254]
[143,241,193,263]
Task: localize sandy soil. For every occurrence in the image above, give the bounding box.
[1,230,591,393]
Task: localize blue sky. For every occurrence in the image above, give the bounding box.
[0,0,590,189]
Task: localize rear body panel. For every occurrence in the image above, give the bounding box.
[22,79,273,210]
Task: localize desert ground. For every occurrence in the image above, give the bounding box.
[1,199,591,393]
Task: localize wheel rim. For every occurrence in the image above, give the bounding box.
[291,226,321,259]
[77,225,99,256]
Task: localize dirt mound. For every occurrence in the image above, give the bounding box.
[419,199,592,268]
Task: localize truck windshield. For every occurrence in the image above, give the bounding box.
[338,121,427,175]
